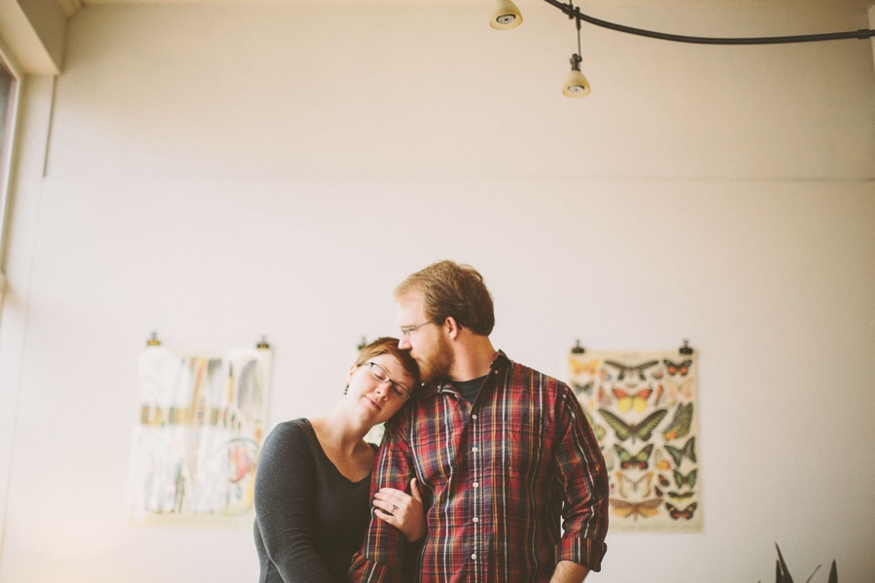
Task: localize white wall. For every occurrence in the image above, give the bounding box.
[0,3,873,582]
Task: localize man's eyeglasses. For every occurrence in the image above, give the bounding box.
[366,361,412,402]
[400,322,430,338]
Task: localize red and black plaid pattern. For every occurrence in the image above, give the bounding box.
[349,352,609,583]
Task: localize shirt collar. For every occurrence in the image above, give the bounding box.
[420,350,509,398]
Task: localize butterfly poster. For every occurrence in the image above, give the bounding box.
[569,350,702,532]
[127,344,273,527]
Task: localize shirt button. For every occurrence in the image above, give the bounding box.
[472,447,479,453]
[473,481,479,488]
[472,517,479,523]
[472,414,478,419]
[471,554,477,560]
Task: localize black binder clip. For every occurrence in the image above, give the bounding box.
[257,336,270,349]
[357,336,368,350]
[679,339,694,355]
[571,339,585,354]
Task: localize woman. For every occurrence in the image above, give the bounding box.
[253,337,425,583]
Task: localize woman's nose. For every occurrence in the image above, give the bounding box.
[374,381,390,399]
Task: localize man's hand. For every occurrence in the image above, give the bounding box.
[550,560,590,583]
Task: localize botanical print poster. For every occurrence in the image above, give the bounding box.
[128,345,272,526]
[569,350,702,532]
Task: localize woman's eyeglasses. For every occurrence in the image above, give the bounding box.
[366,361,412,401]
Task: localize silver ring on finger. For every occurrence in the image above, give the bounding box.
[391,504,397,511]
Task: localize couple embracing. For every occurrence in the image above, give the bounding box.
[254,260,609,583]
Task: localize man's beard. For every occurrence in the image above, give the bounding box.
[417,333,453,385]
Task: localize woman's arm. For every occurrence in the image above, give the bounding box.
[254,422,337,583]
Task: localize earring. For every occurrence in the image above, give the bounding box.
[344,385,349,396]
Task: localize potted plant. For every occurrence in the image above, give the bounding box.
[762,544,837,583]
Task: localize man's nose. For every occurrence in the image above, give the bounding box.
[398,335,411,350]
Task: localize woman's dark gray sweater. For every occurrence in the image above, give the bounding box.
[254,419,373,583]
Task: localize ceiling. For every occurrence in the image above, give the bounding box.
[55,0,875,39]
[77,0,873,8]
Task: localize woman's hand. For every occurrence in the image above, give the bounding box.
[373,478,427,542]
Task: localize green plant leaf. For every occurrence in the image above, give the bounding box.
[776,544,794,583]
[827,560,837,583]
[804,565,821,583]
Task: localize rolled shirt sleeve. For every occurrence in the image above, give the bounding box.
[553,384,610,571]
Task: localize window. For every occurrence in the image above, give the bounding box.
[0,41,22,301]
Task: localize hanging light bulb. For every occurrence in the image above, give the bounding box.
[562,54,590,97]
[490,0,523,30]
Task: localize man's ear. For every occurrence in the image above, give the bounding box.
[444,316,461,340]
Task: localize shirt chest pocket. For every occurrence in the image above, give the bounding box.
[493,419,556,483]
[409,432,459,486]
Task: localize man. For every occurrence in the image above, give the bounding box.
[349,261,608,583]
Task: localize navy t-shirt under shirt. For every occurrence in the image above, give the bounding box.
[452,375,487,403]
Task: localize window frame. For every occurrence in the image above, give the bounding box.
[0,35,23,299]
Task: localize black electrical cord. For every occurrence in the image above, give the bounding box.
[542,0,875,45]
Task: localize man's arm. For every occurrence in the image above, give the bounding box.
[551,560,590,583]
[348,417,415,583]
[552,384,610,576]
